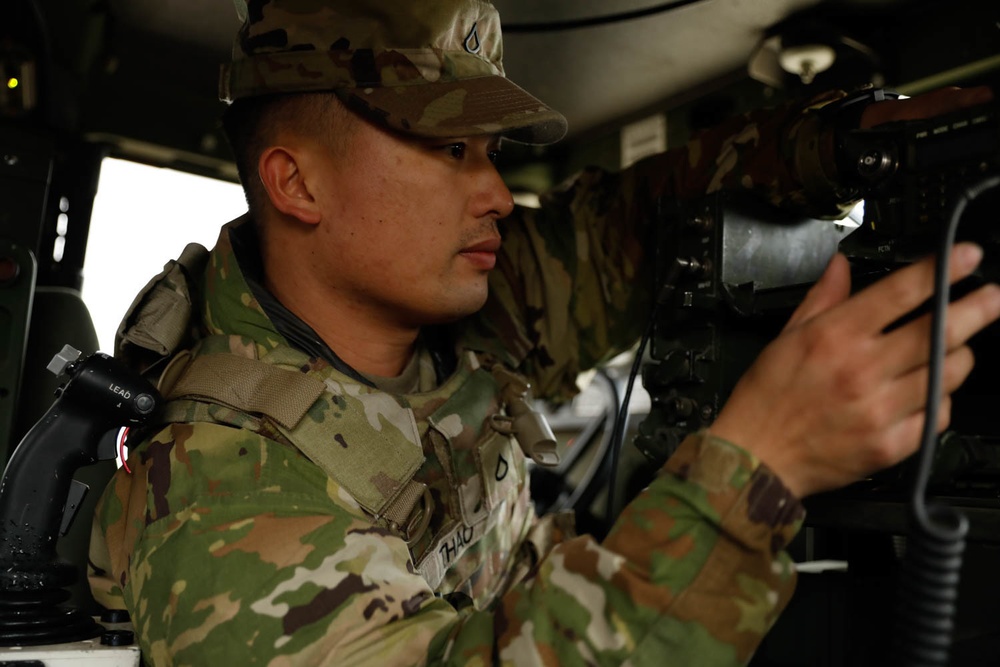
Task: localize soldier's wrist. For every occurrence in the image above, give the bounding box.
[660,430,805,551]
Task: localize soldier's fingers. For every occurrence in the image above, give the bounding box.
[863,396,953,475]
[783,253,852,331]
[879,346,975,421]
[877,283,1000,377]
[842,244,984,336]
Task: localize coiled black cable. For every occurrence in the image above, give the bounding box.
[894,174,1000,667]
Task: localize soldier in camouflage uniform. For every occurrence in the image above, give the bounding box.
[89,0,999,664]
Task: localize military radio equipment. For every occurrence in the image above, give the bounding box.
[633,98,1000,667]
[637,97,1000,497]
[838,98,1000,267]
[634,194,856,469]
[0,345,159,649]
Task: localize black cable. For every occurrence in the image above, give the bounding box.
[503,0,708,33]
[604,255,698,528]
[604,313,655,527]
[894,174,1000,667]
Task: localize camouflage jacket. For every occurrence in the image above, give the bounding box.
[90,91,851,666]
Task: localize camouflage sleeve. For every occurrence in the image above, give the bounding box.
[463,90,852,402]
[490,429,803,665]
[92,423,801,665]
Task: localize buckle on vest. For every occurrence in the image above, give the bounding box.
[382,482,434,547]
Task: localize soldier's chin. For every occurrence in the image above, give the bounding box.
[421,291,490,325]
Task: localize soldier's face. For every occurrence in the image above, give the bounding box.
[304,116,514,328]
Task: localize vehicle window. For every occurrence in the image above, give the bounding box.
[82,158,247,353]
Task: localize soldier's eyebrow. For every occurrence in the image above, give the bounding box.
[421,133,502,144]
[413,134,504,154]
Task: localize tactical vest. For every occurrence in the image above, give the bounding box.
[116,243,564,600]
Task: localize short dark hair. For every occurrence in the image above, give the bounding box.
[221,93,352,221]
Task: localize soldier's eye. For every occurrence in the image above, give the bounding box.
[487,149,501,165]
[445,143,466,159]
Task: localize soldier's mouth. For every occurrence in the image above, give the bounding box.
[460,238,501,270]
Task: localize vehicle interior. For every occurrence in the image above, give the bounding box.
[2,0,1000,664]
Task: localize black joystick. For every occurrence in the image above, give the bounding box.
[0,345,160,646]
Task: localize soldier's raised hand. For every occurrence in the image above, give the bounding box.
[709,242,1000,498]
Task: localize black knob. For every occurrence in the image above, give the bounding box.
[100,608,131,624]
[101,629,135,646]
[135,393,155,414]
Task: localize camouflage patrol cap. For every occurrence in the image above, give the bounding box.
[221,0,568,145]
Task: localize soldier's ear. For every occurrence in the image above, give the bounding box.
[258,145,321,225]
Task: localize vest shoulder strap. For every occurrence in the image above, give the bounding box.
[162,351,324,430]
[158,351,429,542]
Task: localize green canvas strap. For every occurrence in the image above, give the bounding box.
[160,350,429,542]
[163,352,325,430]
